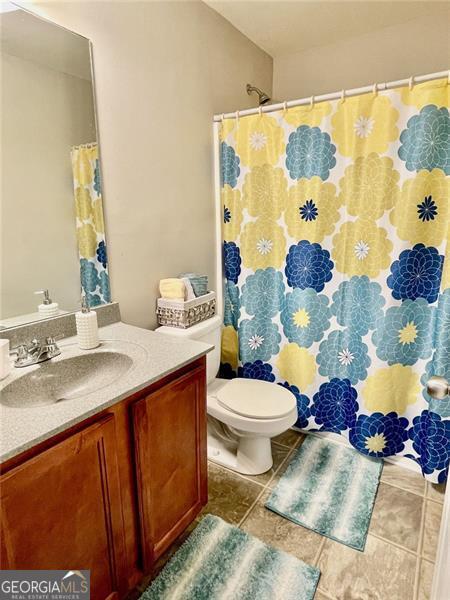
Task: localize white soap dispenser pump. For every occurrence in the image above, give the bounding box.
[76,295,100,350]
[35,289,59,317]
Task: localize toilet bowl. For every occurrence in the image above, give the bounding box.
[156,316,297,475]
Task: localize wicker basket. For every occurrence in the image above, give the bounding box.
[156,291,216,329]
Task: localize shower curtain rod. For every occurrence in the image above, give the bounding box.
[213,69,449,121]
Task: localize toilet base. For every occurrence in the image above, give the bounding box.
[207,419,273,475]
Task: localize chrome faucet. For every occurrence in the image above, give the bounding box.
[10,336,62,368]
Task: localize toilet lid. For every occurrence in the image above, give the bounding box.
[216,379,296,419]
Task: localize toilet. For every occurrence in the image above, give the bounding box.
[156,315,297,475]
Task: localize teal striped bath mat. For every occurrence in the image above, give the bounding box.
[140,514,320,600]
[266,435,382,551]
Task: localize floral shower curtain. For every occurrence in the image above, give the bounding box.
[219,77,450,483]
[71,143,111,307]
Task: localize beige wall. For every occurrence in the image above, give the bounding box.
[27,1,273,329]
[1,50,96,319]
[273,14,450,101]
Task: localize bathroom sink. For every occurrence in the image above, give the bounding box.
[1,351,133,408]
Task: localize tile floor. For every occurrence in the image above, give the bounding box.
[138,431,446,600]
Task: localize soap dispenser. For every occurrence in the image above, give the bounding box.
[76,295,99,350]
[35,289,59,317]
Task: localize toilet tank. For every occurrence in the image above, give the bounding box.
[156,315,222,384]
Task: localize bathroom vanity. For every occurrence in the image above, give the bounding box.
[0,321,212,599]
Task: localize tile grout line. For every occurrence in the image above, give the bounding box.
[316,587,336,600]
[379,478,426,498]
[312,536,327,568]
[413,493,427,600]
[368,531,418,558]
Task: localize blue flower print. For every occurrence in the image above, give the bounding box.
[224,205,231,223]
[99,270,111,302]
[224,242,241,284]
[417,196,438,222]
[286,125,336,181]
[219,363,236,380]
[224,281,240,329]
[299,199,318,222]
[408,410,450,475]
[317,329,370,384]
[387,244,444,303]
[434,288,450,351]
[372,299,434,366]
[80,258,100,293]
[331,276,385,336]
[96,241,108,268]
[398,105,450,174]
[311,379,359,433]
[285,240,334,292]
[238,317,281,363]
[241,268,285,319]
[238,360,275,382]
[221,142,240,188]
[93,159,102,196]
[350,412,409,458]
[281,288,330,347]
[86,292,102,307]
[279,382,311,429]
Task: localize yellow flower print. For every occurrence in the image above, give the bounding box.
[242,165,288,220]
[283,102,332,128]
[222,185,243,241]
[441,254,450,291]
[72,150,93,185]
[332,219,393,277]
[219,118,236,142]
[240,218,286,270]
[390,169,450,247]
[236,114,285,167]
[331,94,398,158]
[92,198,105,234]
[276,343,315,392]
[400,78,449,109]
[339,153,400,220]
[285,177,340,243]
[362,365,420,415]
[77,223,97,258]
[75,187,93,222]
[221,325,238,369]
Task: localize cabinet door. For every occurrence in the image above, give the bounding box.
[0,415,127,600]
[132,362,207,569]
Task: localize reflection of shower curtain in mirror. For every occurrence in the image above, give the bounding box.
[219,77,450,482]
[71,143,111,307]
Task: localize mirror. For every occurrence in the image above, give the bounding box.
[0,4,111,329]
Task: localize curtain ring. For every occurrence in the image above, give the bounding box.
[258,106,262,117]
[447,70,450,84]
[221,113,225,122]
[283,101,287,113]
[409,76,414,90]
[341,89,346,103]
[372,82,378,96]
[235,110,240,122]
[310,95,315,109]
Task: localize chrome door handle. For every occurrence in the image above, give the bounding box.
[427,376,449,400]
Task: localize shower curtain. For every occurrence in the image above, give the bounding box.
[219,77,450,483]
[71,143,111,307]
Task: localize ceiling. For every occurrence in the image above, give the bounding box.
[0,5,92,80]
[204,1,450,58]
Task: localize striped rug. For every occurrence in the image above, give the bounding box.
[265,435,382,551]
[140,514,320,600]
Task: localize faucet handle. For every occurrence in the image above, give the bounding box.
[45,334,63,345]
[9,344,28,360]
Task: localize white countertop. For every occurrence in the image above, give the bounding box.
[0,321,212,463]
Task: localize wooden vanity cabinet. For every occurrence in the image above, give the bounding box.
[0,357,207,599]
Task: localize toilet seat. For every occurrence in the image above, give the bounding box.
[216,378,296,420]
